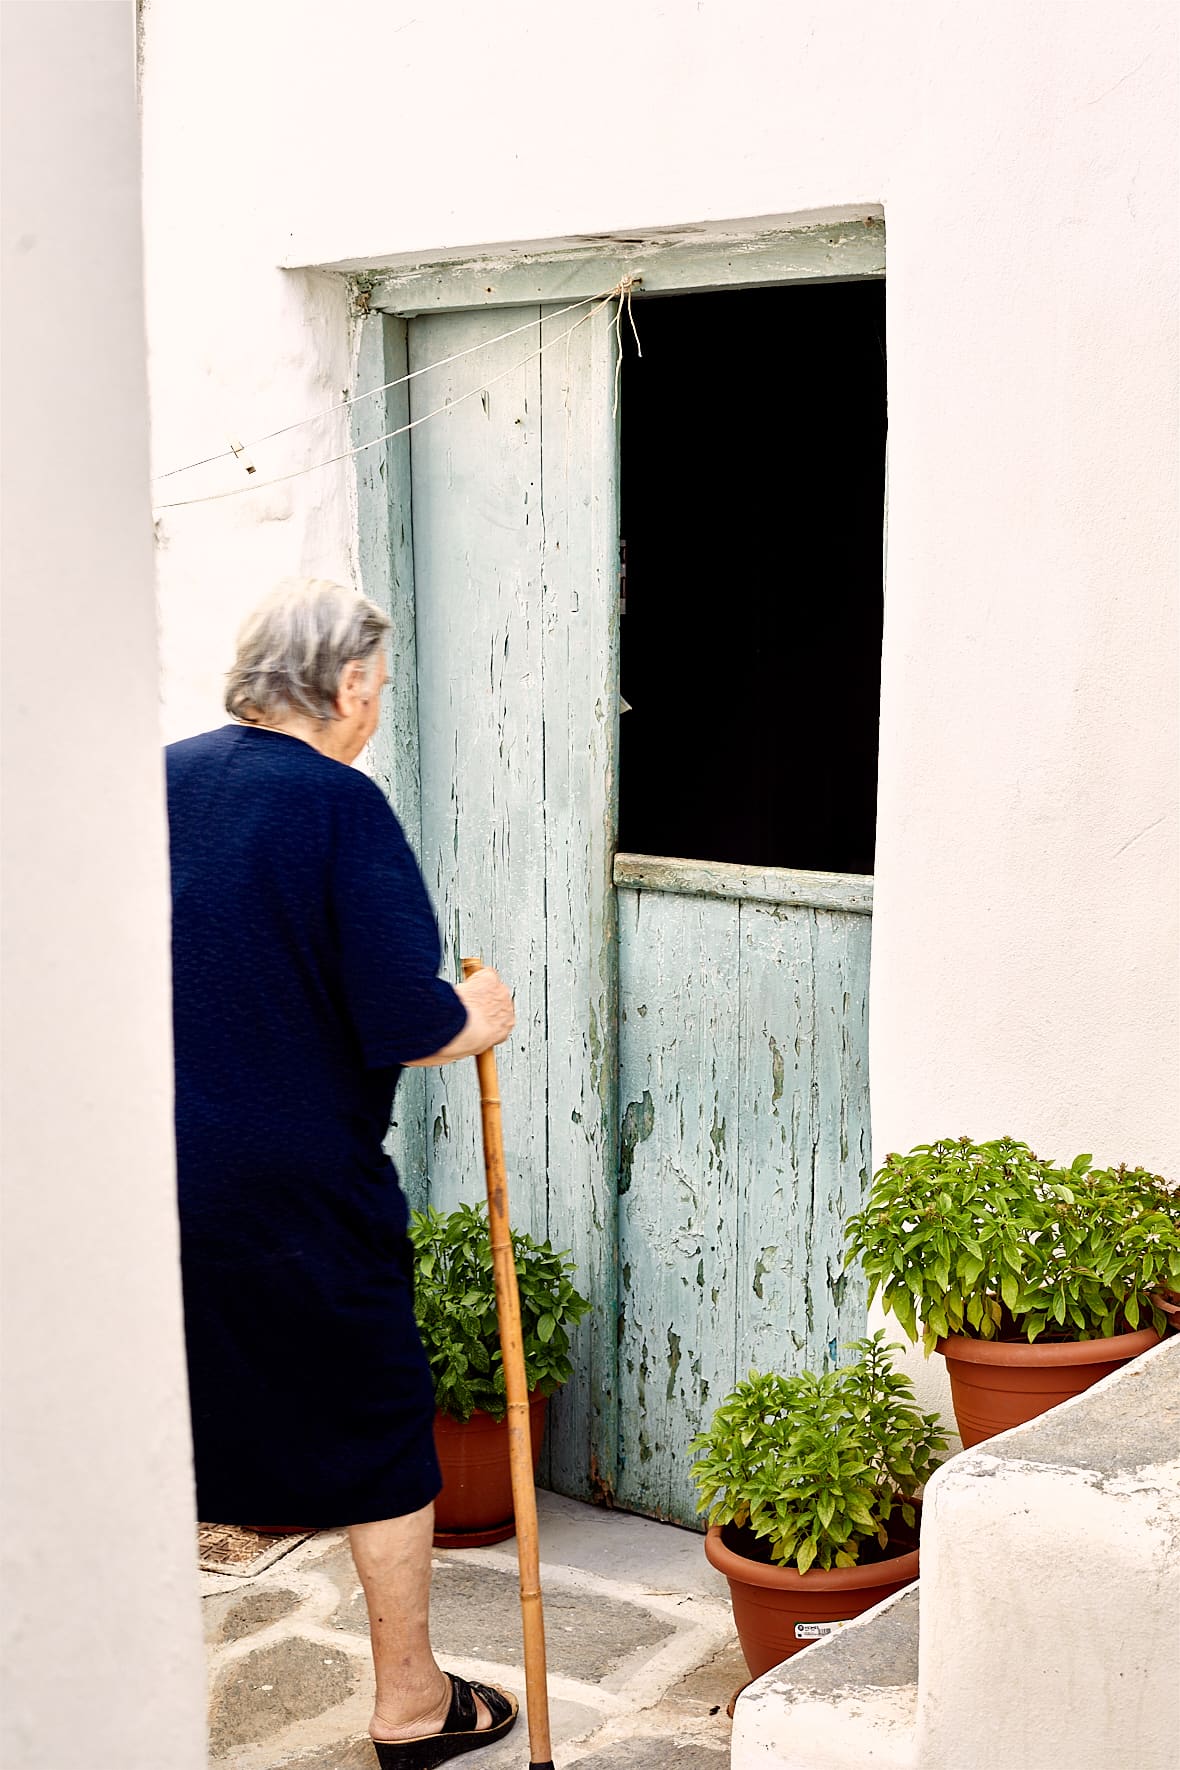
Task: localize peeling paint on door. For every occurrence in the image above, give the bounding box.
[358,295,871,1533]
[619,1090,655,1194]
[403,300,621,1505]
[615,874,872,1526]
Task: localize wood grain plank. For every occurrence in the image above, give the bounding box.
[614,852,873,915]
[734,901,817,1379]
[377,292,876,1533]
[734,902,871,1381]
[363,216,885,315]
[805,908,872,1368]
[615,887,742,1526]
[617,893,873,1528]
[536,300,621,1502]
[408,306,550,1241]
[352,313,427,1206]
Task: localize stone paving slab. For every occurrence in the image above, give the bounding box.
[202,1492,740,1768]
[210,1637,362,1756]
[315,1541,677,1682]
[568,1745,729,1768]
[664,1642,751,1714]
[272,1741,378,1770]
[271,1690,608,1770]
[530,1494,729,1600]
[205,1585,308,1647]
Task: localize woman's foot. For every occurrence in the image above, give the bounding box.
[370,1672,499,1743]
[369,1675,519,1766]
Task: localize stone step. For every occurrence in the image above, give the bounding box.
[731,1583,918,1770]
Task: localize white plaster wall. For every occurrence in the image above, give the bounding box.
[0,5,206,1765]
[919,1459,1180,1770]
[914,1337,1180,1770]
[732,1338,1180,1770]
[142,1,1179,1183]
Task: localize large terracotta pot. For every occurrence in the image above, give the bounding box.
[938,1326,1161,1449]
[432,1392,548,1548]
[704,1523,920,1679]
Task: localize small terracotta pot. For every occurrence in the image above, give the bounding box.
[704,1524,920,1679]
[432,1392,548,1547]
[938,1326,1161,1449]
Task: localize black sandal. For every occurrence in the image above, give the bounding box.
[371,1674,519,1769]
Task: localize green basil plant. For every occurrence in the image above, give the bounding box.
[409,1201,591,1422]
[845,1136,1180,1354]
[689,1332,946,1573]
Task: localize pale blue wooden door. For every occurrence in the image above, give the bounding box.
[403,303,620,1501]
[613,859,872,1525]
[385,301,873,1528]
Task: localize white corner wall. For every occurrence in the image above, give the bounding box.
[0,5,206,1765]
[141,2,1178,1183]
[916,1365,1180,1770]
[731,1337,1180,1770]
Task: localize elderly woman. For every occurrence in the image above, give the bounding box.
[167,579,517,1766]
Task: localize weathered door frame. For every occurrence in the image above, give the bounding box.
[346,207,886,1506]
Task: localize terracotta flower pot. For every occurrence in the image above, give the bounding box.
[704,1523,920,1679]
[938,1326,1161,1449]
[432,1392,549,1548]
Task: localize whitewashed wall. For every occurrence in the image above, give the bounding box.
[1,4,205,1765]
[142,0,1178,1195]
[732,1338,1180,1770]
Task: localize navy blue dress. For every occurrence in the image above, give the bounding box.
[166,724,467,1525]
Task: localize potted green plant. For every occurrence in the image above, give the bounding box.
[409,1201,591,1546]
[690,1333,946,1677]
[845,1137,1179,1447]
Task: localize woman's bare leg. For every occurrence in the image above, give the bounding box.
[348,1503,493,1741]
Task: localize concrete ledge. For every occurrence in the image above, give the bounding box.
[732,1336,1180,1770]
[916,1336,1180,1770]
[732,1584,918,1768]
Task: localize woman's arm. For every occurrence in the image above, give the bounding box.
[402,966,516,1067]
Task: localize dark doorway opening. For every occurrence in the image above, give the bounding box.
[618,279,887,876]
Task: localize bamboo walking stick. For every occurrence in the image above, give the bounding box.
[462,956,554,1770]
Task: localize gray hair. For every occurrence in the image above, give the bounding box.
[225,578,391,724]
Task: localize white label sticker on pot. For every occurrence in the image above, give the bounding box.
[794,1620,851,1640]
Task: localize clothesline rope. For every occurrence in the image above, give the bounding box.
[152,288,633,513]
[613,274,643,416]
[154,290,608,484]
[152,276,640,513]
